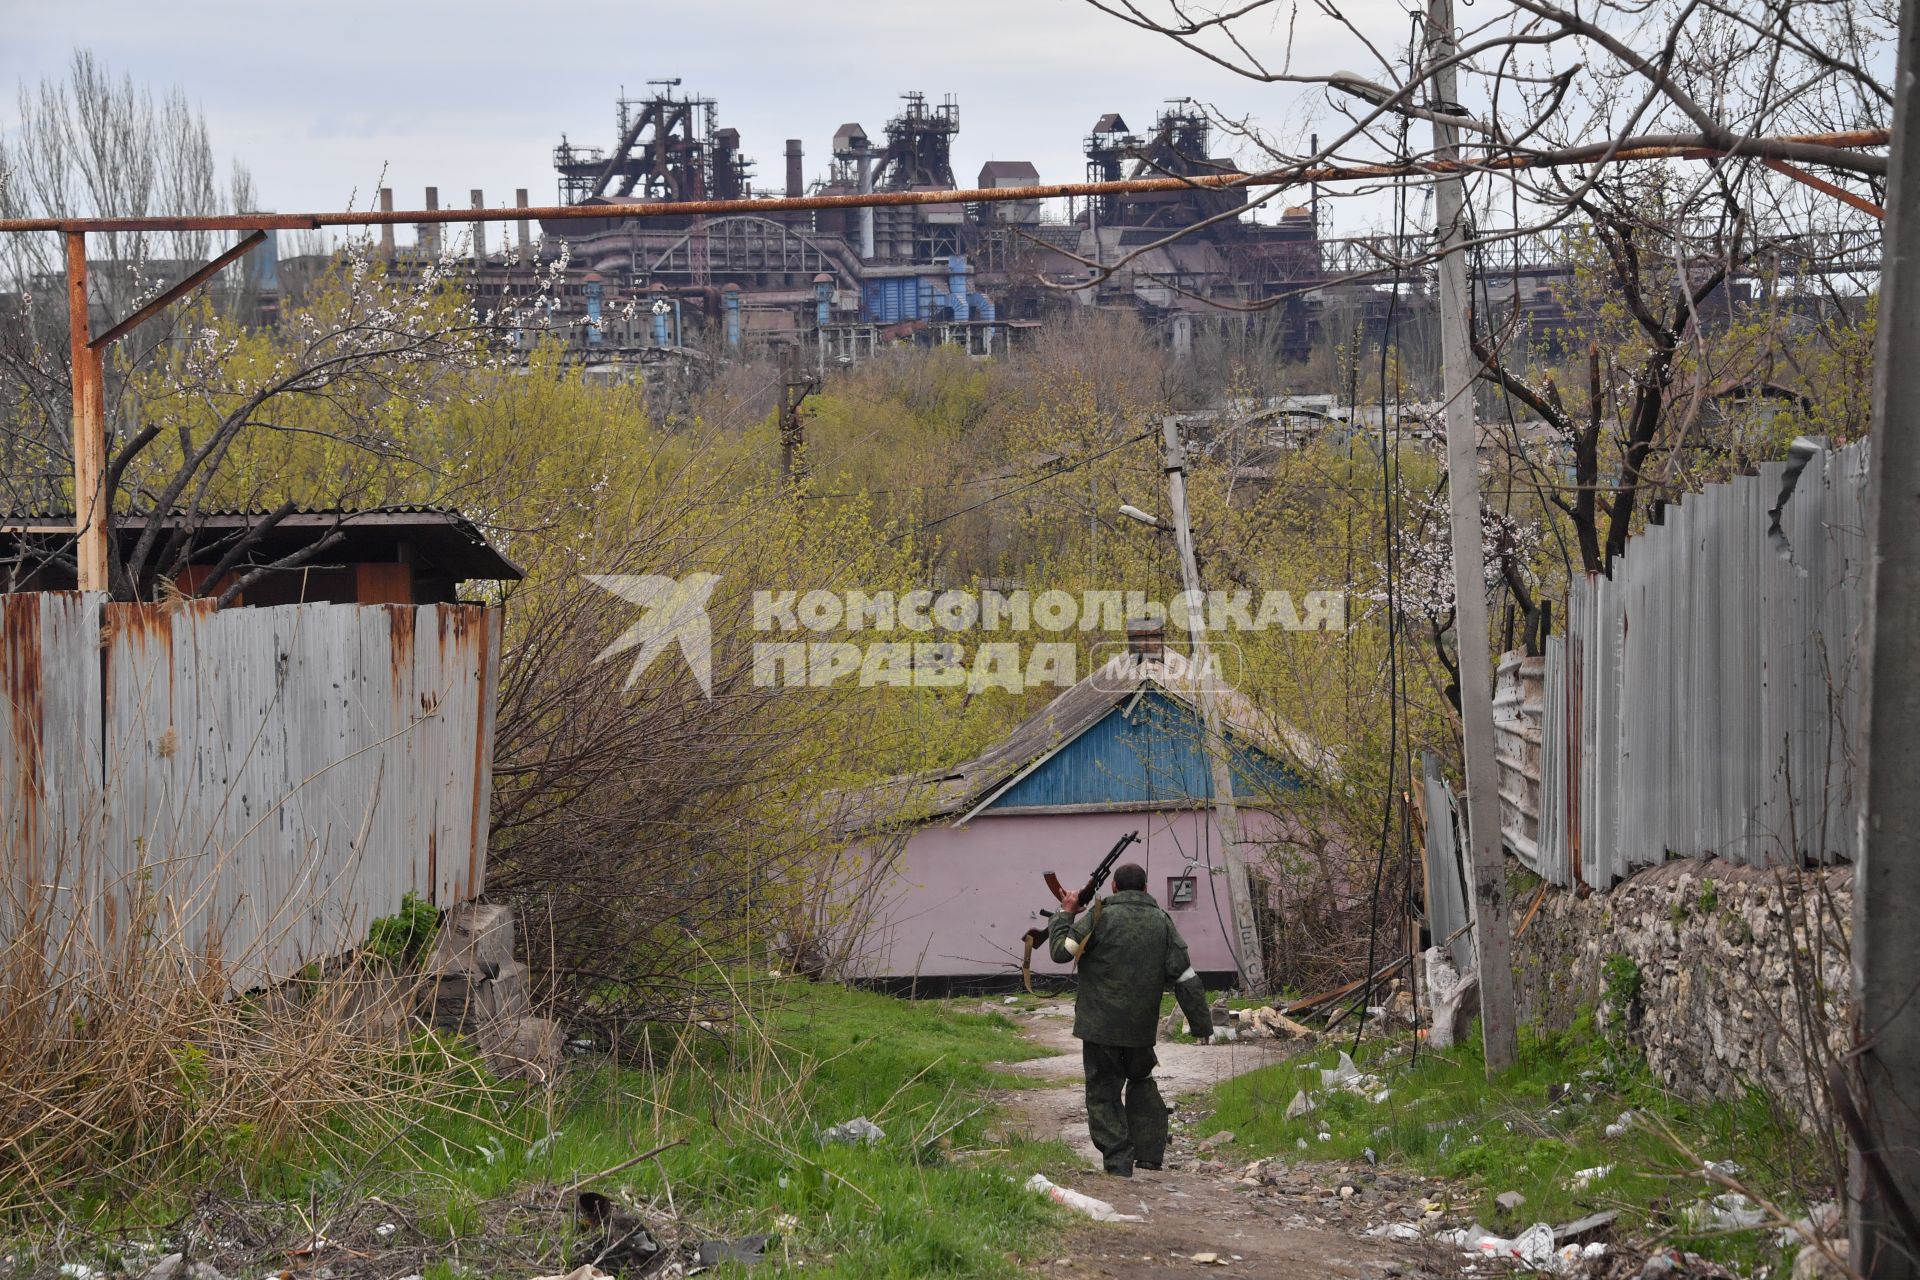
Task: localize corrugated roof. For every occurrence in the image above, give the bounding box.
[828,650,1321,836]
[1,506,522,582]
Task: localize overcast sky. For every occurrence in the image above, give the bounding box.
[0,0,1408,233]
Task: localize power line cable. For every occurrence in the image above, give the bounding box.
[883,429,1155,545]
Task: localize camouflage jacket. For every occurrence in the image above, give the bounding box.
[1048,889,1214,1048]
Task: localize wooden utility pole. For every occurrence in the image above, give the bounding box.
[1425,0,1519,1074]
[1854,0,1920,1270]
[1161,416,1267,993]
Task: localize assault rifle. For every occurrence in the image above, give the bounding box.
[1018,830,1141,992]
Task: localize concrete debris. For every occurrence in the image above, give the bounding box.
[135,1256,184,1280]
[1025,1173,1144,1222]
[1604,1111,1638,1138]
[1700,1159,1744,1180]
[1285,1090,1315,1120]
[1775,1200,1842,1248]
[1790,1238,1850,1280]
[1496,1191,1528,1212]
[423,904,564,1083]
[1423,948,1481,1051]
[694,1234,772,1267]
[820,1116,886,1146]
[1232,1006,1317,1039]
[1196,1130,1235,1154]
[530,1268,613,1280]
[1553,1210,1619,1245]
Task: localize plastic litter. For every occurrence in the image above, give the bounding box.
[820,1116,886,1146]
[1681,1192,1768,1231]
[1440,1222,1601,1272]
[1025,1173,1145,1222]
[1569,1164,1613,1190]
[1604,1110,1637,1138]
[1366,1222,1424,1241]
[1320,1052,1361,1090]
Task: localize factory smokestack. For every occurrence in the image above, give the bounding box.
[785,139,804,198]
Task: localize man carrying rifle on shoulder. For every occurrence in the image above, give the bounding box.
[1049,861,1214,1178]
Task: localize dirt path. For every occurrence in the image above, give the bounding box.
[993,1001,1467,1279]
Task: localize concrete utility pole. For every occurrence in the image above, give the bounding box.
[1425,0,1518,1074]
[778,344,818,487]
[1854,0,1920,1270]
[1161,416,1268,993]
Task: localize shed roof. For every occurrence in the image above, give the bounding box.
[829,650,1322,835]
[1,507,523,584]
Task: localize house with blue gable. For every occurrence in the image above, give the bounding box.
[835,642,1312,989]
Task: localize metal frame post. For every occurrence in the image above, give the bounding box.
[65,231,108,592]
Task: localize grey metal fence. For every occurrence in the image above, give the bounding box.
[2,592,501,989]
[1495,440,1869,890]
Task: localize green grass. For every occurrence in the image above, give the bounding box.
[1205,1011,1834,1273]
[248,979,1076,1278]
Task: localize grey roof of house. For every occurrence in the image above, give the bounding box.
[826,651,1316,836]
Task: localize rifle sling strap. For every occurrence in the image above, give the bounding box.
[1023,898,1104,994]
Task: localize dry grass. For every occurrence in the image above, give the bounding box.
[0,868,495,1229]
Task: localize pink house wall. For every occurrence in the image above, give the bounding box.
[850,806,1289,983]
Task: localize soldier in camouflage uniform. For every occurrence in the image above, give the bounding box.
[1048,862,1214,1177]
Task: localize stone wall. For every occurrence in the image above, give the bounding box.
[1510,855,1852,1110]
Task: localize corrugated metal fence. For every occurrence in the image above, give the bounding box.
[2,592,500,989]
[1497,441,1869,890]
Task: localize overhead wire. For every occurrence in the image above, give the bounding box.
[883,428,1156,545]
[1349,9,1425,1056]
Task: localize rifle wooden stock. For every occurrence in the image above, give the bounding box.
[1020,831,1141,991]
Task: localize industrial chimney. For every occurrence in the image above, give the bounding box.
[1125,617,1166,658]
[785,140,804,198]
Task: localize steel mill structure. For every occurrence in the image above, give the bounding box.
[120,83,1879,380]
[264,86,1344,371]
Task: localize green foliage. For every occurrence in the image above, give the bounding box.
[1698,879,1719,915]
[363,892,440,965]
[259,978,1071,1278]
[1602,953,1644,1007]
[1208,1013,1828,1273]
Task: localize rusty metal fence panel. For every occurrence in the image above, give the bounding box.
[4,593,500,989]
[1498,441,1868,891]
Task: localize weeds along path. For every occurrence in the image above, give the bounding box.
[993,1000,1464,1279]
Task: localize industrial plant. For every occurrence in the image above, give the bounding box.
[338,84,1337,371]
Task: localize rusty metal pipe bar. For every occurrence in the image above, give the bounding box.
[0,129,1887,236]
[88,230,268,350]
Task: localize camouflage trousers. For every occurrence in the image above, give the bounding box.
[1082,1041,1169,1176]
